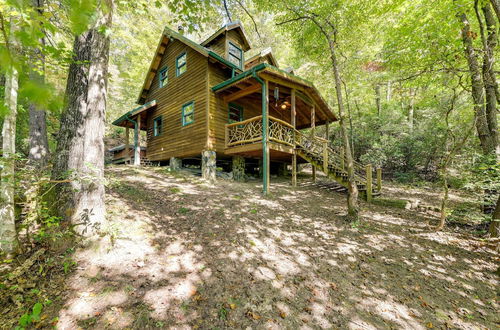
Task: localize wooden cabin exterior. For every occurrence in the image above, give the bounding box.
[112,21,380,197]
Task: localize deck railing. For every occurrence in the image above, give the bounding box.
[225,115,295,148]
[225,115,380,198]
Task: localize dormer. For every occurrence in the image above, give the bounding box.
[201,21,251,70]
[244,47,279,70]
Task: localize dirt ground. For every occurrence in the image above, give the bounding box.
[36,166,499,328]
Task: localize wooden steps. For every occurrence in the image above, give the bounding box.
[296,139,381,200]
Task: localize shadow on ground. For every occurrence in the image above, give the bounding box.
[56,166,498,329]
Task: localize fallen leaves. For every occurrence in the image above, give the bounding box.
[246,311,261,320]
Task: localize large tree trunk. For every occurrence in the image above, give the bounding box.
[328,37,359,220]
[481,4,499,158]
[28,0,49,168]
[0,46,19,253]
[51,2,112,235]
[459,13,497,155]
[490,195,500,237]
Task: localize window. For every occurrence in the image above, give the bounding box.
[176,52,187,76]
[182,102,194,126]
[228,42,243,68]
[153,116,162,136]
[159,67,168,88]
[228,103,243,123]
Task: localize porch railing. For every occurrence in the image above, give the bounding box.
[225,115,294,148]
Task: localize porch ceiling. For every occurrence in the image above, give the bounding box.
[215,77,332,129]
[212,64,337,129]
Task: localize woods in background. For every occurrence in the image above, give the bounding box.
[0,0,499,254]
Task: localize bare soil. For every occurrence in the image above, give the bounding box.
[4,166,498,329]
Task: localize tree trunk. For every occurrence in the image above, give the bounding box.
[28,0,49,168]
[0,45,19,253]
[481,4,499,158]
[459,13,497,155]
[490,0,500,22]
[375,83,381,117]
[489,194,500,237]
[386,81,392,102]
[409,87,415,133]
[51,1,113,235]
[328,37,359,220]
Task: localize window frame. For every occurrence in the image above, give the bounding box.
[158,67,168,88]
[228,103,243,123]
[176,52,187,77]
[153,116,163,137]
[227,42,243,69]
[181,101,194,126]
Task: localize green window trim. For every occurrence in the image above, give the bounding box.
[153,116,163,136]
[176,52,187,77]
[228,42,243,69]
[182,101,194,126]
[159,67,168,88]
[228,103,243,123]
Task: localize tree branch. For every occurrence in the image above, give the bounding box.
[233,0,262,43]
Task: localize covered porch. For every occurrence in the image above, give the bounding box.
[111,100,157,165]
[212,63,337,194]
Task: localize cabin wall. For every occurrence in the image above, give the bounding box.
[206,36,226,58]
[207,64,231,153]
[144,39,209,161]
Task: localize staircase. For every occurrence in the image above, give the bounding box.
[294,130,380,199]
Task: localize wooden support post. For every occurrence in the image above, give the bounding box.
[125,127,130,163]
[311,104,315,137]
[323,141,328,175]
[377,167,382,192]
[262,80,270,195]
[134,114,141,166]
[340,146,345,170]
[325,120,330,141]
[225,124,229,148]
[312,166,316,183]
[366,164,373,202]
[291,88,296,187]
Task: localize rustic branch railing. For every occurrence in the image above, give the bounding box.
[269,117,294,146]
[225,115,263,147]
[225,115,379,196]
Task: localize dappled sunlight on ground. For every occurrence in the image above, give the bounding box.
[56,166,498,329]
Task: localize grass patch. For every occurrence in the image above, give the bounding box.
[170,187,181,194]
[178,207,190,214]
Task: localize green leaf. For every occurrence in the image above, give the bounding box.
[32,302,43,318]
[19,314,31,326]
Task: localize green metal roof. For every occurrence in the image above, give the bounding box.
[112,100,157,126]
[211,63,314,92]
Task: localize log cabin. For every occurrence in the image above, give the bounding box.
[112,21,380,197]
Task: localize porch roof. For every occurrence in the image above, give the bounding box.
[212,63,337,125]
[112,100,157,129]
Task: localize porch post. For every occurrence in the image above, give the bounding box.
[311,105,316,182]
[125,127,130,164]
[325,120,330,141]
[134,113,141,166]
[291,89,297,187]
[262,80,270,195]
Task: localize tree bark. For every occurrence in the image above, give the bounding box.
[28,0,49,168]
[490,0,500,22]
[490,194,500,237]
[375,83,381,117]
[459,13,497,155]
[51,1,112,235]
[0,21,19,253]
[328,37,359,220]
[409,87,415,133]
[481,4,499,158]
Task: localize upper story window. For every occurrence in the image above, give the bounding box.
[228,42,243,69]
[228,103,243,123]
[176,52,187,76]
[159,67,168,88]
[182,102,194,126]
[153,116,162,136]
